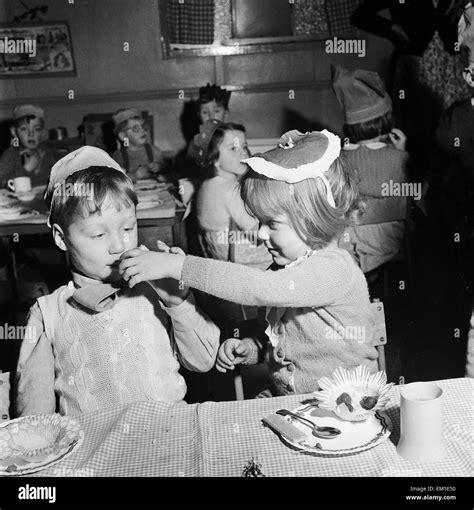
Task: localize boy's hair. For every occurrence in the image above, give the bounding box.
[48,166,137,230]
[198,83,231,110]
[240,157,361,250]
[343,111,393,144]
[13,115,45,129]
[200,122,246,179]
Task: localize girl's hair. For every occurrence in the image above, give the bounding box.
[49,167,138,230]
[240,156,362,250]
[201,122,246,179]
[343,111,393,143]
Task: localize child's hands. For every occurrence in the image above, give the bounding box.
[119,245,185,288]
[150,241,190,305]
[388,128,407,151]
[148,161,160,174]
[216,338,251,373]
[134,165,150,180]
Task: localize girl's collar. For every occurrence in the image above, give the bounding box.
[343,141,387,151]
[285,249,318,268]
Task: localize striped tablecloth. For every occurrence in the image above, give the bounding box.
[32,378,473,477]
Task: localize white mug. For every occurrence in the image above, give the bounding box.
[397,382,447,463]
[7,176,32,193]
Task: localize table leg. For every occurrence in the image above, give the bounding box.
[1,236,18,325]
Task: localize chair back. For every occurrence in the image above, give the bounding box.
[0,371,10,421]
[371,299,387,372]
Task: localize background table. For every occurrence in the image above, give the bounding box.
[29,377,473,477]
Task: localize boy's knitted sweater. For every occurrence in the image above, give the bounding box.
[16,276,220,416]
[182,247,379,396]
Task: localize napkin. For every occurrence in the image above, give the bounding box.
[262,414,308,443]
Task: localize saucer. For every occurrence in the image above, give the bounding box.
[16,191,36,202]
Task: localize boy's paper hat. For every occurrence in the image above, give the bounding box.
[189,119,224,166]
[332,66,392,125]
[198,83,231,109]
[243,129,340,207]
[45,146,125,226]
[13,104,44,120]
[112,108,143,128]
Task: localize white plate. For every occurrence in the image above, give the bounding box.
[134,180,169,192]
[136,198,164,210]
[277,402,392,456]
[0,414,83,476]
[0,208,41,222]
[15,192,36,202]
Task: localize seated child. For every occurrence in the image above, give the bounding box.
[0,104,56,189]
[118,129,379,396]
[112,108,165,182]
[15,146,220,416]
[197,83,231,124]
[332,66,410,274]
[190,120,272,269]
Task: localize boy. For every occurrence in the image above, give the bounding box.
[0,104,56,189]
[197,83,231,124]
[15,146,220,416]
[112,108,165,182]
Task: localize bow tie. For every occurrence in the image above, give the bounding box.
[72,280,127,312]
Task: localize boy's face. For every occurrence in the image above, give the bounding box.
[62,197,138,282]
[120,119,148,148]
[199,100,227,123]
[14,118,44,151]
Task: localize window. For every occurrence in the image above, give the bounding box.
[159,0,361,58]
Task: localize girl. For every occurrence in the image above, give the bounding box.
[191,120,272,269]
[118,130,379,396]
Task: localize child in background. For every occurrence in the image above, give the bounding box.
[112,108,165,182]
[332,66,410,274]
[118,130,379,396]
[15,146,220,416]
[0,104,56,189]
[197,83,231,124]
[189,120,272,269]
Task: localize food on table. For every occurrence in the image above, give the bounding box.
[314,365,393,421]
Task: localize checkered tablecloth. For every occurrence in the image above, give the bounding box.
[32,378,473,477]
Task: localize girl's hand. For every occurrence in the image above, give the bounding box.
[216,338,251,373]
[119,247,185,288]
[148,161,160,174]
[388,128,407,151]
[151,241,190,305]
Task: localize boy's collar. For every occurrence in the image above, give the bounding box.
[71,271,126,312]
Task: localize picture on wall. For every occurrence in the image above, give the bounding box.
[0,21,76,78]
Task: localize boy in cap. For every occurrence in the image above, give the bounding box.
[112,108,165,182]
[0,104,56,189]
[332,66,411,278]
[15,146,220,416]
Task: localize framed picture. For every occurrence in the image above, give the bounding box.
[0,21,76,78]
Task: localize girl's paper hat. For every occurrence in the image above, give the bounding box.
[243,129,340,207]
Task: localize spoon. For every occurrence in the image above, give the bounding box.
[276,409,341,439]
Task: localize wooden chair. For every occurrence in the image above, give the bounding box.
[0,371,10,421]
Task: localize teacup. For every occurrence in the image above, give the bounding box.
[7,176,32,194]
